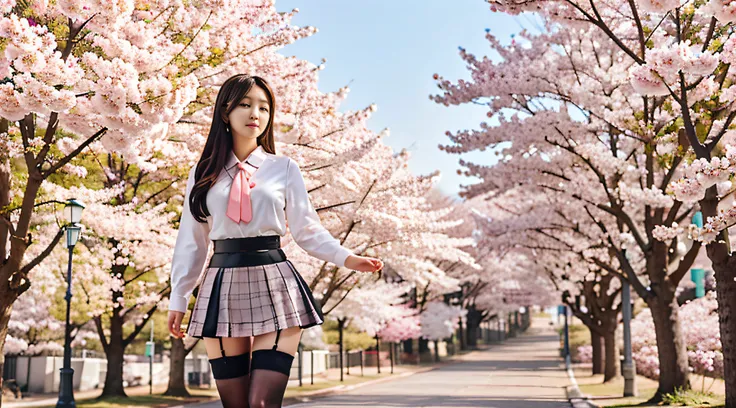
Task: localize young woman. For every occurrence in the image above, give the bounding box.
[167,74,383,407]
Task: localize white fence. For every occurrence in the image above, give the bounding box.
[5,350,330,393]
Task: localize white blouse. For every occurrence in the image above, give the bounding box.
[168,144,354,313]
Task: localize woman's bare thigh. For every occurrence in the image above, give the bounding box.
[252,327,303,356]
[203,337,253,359]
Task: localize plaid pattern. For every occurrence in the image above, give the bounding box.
[187,259,323,338]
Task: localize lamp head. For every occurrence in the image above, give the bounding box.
[64,199,85,224]
[65,225,82,248]
[64,199,85,248]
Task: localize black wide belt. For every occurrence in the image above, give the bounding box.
[208,249,286,268]
[213,236,281,253]
[209,236,285,268]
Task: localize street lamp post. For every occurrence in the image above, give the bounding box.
[57,199,85,408]
[622,249,637,397]
[375,335,381,374]
[563,304,571,369]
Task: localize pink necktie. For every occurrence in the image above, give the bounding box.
[226,162,256,223]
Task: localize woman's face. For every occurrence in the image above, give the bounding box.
[227,84,271,141]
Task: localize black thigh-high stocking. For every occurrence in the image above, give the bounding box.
[210,338,251,408]
[248,331,295,408]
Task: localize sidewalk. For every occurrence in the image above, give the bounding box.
[284,363,427,396]
[1,383,216,408]
[186,349,479,407]
[285,320,571,407]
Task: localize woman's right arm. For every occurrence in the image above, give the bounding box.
[169,167,212,313]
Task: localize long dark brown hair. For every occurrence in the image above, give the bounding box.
[189,74,277,222]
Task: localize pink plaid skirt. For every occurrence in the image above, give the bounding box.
[185,236,324,338]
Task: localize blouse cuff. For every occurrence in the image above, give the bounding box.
[334,247,354,268]
[169,294,189,313]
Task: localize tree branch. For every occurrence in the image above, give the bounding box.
[669,241,702,285]
[94,315,109,353]
[43,128,108,178]
[19,228,64,276]
[315,200,356,213]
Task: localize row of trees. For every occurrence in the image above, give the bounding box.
[0,0,493,403]
[8,0,696,405]
[431,0,736,405]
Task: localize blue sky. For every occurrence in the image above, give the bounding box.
[276,0,530,199]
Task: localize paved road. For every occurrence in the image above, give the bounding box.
[183,321,571,408]
[289,323,570,408]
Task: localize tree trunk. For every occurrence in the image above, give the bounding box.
[99,311,127,398]
[0,124,49,404]
[433,340,440,362]
[0,119,10,267]
[711,254,736,408]
[402,338,413,354]
[0,118,10,407]
[700,190,736,408]
[457,316,465,350]
[521,307,530,331]
[0,298,15,406]
[418,338,429,354]
[591,330,604,375]
[507,313,516,338]
[100,340,126,398]
[164,337,191,397]
[465,307,481,348]
[603,328,620,382]
[648,294,690,399]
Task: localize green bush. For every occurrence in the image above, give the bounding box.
[558,324,591,362]
[323,331,375,350]
[321,320,376,350]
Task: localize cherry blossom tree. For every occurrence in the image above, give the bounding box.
[6,271,98,359]
[432,14,705,397]
[300,325,328,350]
[0,2,482,402]
[564,272,622,381]
[5,302,97,392]
[377,308,422,344]
[30,173,176,397]
[631,292,723,381]
[327,280,413,338]
[323,280,412,377]
[0,1,316,397]
[7,242,65,357]
[281,137,478,315]
[682,293,724,380]
[397,192,516,350]
[7,284,64,356]
[420,301,466,361]
[432,197,490,349]
[481,0,736,402]
[420,301,466,341]
[470,189,623,379]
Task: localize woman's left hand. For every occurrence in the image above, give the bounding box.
[344,255,383,273]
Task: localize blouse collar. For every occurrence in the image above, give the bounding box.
[225,144,267,171]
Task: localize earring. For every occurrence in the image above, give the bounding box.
[225,124,230,133]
